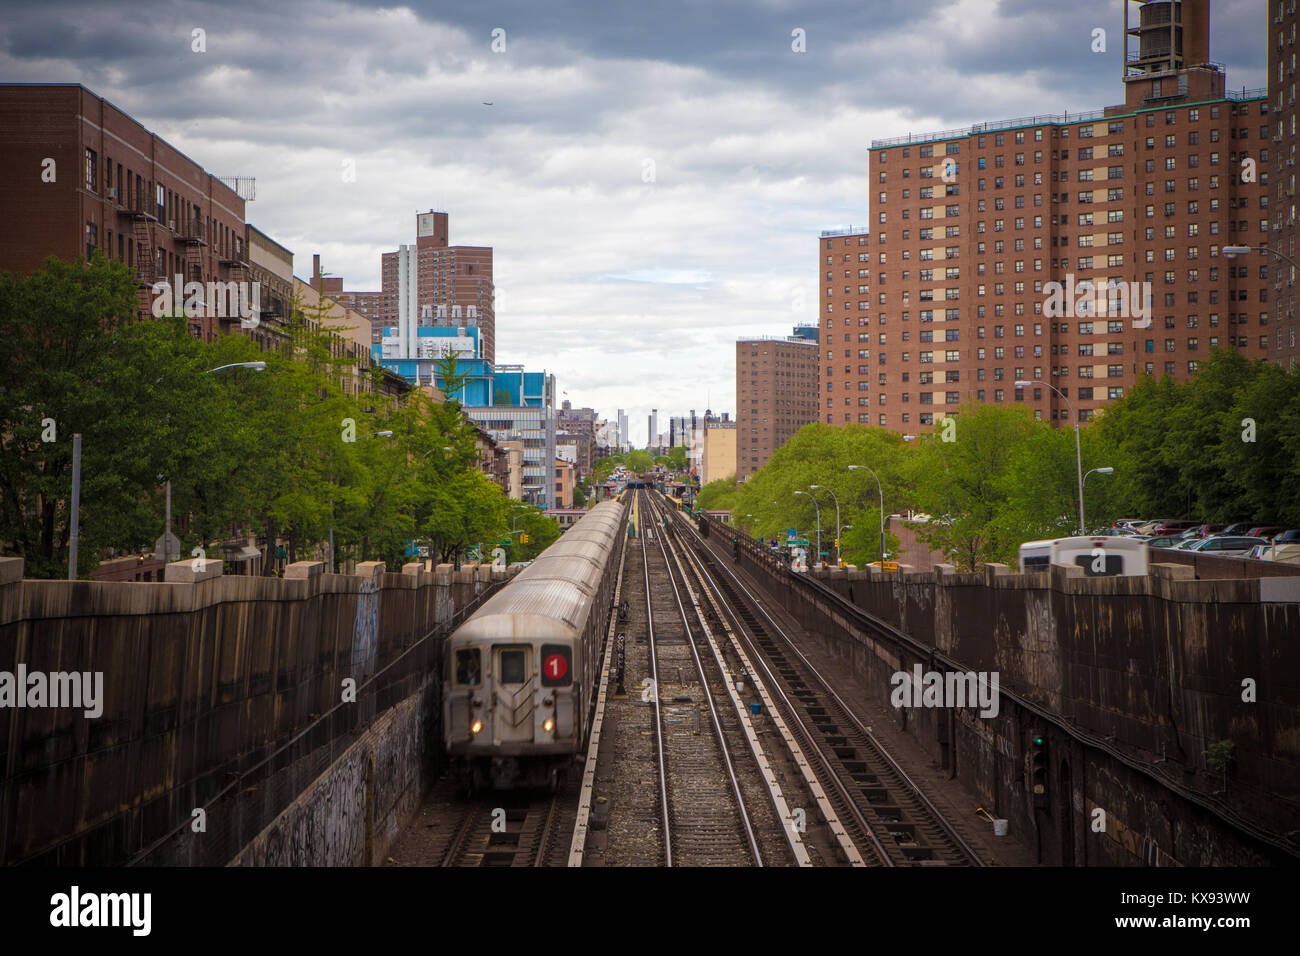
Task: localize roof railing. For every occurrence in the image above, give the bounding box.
[871,88,1267,149]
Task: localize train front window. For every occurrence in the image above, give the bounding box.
[455,649,481,687]
[498,649,528,684]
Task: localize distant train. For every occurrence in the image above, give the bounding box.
[442,500,627,790]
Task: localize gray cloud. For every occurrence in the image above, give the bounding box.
[0,0,1266,445]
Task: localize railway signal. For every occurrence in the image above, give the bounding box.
[1030,732,1048,807]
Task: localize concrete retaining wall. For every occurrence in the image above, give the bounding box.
[0,556,508,866]
[720,527,1300,865]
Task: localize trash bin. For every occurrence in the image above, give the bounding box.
[750,702,762,716]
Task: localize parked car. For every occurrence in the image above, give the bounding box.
[1246,526,1283,541]
[1245,544,1270,560]
[1190,536,1271,555]
[1113,518,1146,531]
[1132,519,1176,535]
[1181,523,1227,539]
[1149,519,1201,536]
[1143,535,1186,549]
[1271,529,1300,545]
[1219,522,1262,536]
[1174,537,1204,550]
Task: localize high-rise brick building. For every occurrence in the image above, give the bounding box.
[736,329,820,482]
[823,0,1269,432]
[317,211,496,361]
[1268,0,1298,368]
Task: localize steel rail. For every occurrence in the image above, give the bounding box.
[646,495,764,866]
[681,508,985,865]
[638,491,673,866]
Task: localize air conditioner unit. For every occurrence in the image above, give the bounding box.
[107,187,118,201]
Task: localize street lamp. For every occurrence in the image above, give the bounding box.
[1082,466,1114,533]
[809,485,840,566]
[205,361,266,373]
[793,490,821,567]
[1223,244,1300,273]
[1016,379,1085,533]
[847,465,887,564]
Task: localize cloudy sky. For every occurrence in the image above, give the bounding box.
[1,0,1266,445]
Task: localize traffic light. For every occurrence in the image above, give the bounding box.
[1030,731,1048,807]
[520,533,530,544]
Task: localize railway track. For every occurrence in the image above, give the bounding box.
[638,491,766,866]
[666,493,986,867]
[440,792,564,867]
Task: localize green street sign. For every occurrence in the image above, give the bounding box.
[497,540,511,547]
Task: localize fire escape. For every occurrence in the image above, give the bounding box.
[117,182,159,319]
[177,213,207,336]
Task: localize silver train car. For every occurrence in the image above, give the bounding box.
[443,500,626,790]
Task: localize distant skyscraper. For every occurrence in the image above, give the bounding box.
[647,409,659,452]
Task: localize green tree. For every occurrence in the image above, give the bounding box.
[624,449,654,472]
[727,423,915,564]
[909,404,1039,570]
[696,475,738,512]
[506,505,561,561]
[0,254,190,576]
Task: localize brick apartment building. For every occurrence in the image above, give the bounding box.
[312,210,496,361]
[1269,0,1299,368]
[736,330,820,481]
[822,0,1269,432]
[0,83,252,340]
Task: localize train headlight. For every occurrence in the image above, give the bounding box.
[471,720,483,734]
[543,718,554,733]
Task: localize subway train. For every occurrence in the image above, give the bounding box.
[442,500,627,790]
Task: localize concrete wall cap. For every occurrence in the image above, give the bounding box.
[284,561,324,581]
[0,556,23,586]
[165,558,223,583]
[1150,562,1196,581]
[1259,577,1300,603]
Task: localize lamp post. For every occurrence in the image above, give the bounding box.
[1082,466,1114,533]
[1223,244,1300,272]
[1016,379,1084,533]
[205,361,266,373]
[793,490,821,567]
[847,465,887,564]
[809,485,840,565]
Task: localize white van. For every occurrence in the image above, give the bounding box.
[1018,535,1150,576]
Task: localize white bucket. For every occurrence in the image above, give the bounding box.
[993,819,1008,837]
